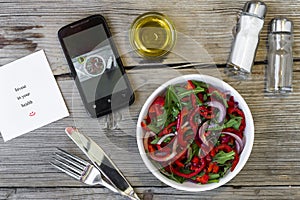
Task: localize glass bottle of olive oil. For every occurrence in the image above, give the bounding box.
[130,12,176,59]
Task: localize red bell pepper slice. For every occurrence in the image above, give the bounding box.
[199,106,214,119]
[178,107,189,127]
[147,144,156,153]
[177,127,190,147]
[148,96,165,118]
[207,162,214,173]
[158,121,177,137]
[212,164,220,173]
[227,106,246,132]
[141,121,150,131]
[231,149,239,171]
[175,160,185,168]
[196,174,209,184]
[152,96,165,106]
[215,144,232,153]
[171,158,206,179]
[186,80,196,90]
[197,93,204,102]
[192,156,200,164]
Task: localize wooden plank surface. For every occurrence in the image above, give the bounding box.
[1,0,300,199]
[0,66,300,199]
[1,0,300,75]
[1,187,300,200]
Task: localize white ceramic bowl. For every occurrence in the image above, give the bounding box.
[136,74,254,192]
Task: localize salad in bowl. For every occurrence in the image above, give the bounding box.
[136,74,254,191]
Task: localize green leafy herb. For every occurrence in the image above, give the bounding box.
[213,150,235,165]
[165,85,182,110]
[207,115,243,131]
[191,80,208,89]
[146,124,161,134]
[150,135,173,145]
[174,86,188,93]
[150,136,160,144]
[168,172,186,183]
[208,173,220,180]
[164,85,182,127]
[156,110,167,127]
[220,163,231,177]
[225,115,242,130]
[208,179,220,183]
[185,147,193,164]
[208,90,228,108]
[177,87,205,98]
[179,168,193,174]
[171,106,180,119]
[203,94,208,101]
[163,137,172,143]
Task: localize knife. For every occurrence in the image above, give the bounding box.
[65,127,140,200]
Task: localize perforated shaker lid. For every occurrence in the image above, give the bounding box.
[243,1,267,19]
[270,17,293,33]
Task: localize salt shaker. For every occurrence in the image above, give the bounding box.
[226,1,267,78]
[266,17,293,93]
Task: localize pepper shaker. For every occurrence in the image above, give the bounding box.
[226,1,267,78]
[266,17,293,93]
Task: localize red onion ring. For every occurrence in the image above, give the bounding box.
[197,121,216,157]
[149,137,178,162]
[221,132,245,154]
[207,100,226,123]
[198,121,209,144]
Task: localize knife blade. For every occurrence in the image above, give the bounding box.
[65,127,139,200]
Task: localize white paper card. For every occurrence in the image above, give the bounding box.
[0,50,69,142]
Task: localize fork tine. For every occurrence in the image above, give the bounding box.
[50,161,81,180]
[55,152,86,172]
[52,148,90,180]
[56,148,89,166]
[53,156,84,175]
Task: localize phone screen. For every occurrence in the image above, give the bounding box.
[62,24,128,103]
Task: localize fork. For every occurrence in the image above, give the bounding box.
[50,148,139,199]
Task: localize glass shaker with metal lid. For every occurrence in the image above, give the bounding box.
[266,17,293,93]
[226,1,267,79]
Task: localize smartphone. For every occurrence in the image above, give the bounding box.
[58,15,134,117]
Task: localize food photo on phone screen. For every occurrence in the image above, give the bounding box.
[64,32,126,104]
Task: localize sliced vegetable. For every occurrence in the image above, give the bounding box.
[213,150,235,165]
[206,100,226,123]
[221,132,245,153]
[149,137,178,162]
[156,133,175,145]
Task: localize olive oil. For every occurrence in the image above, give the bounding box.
[130,12,176,59]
